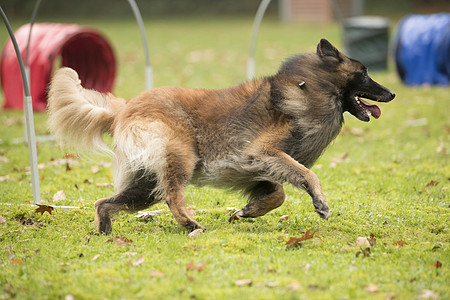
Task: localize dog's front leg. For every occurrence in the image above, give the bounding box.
[251,150,330,219]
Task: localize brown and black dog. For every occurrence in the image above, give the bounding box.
[47,39,395,234]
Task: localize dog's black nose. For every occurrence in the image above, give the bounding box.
[390,91,396,99]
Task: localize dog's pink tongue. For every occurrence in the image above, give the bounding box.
[360,98,381,119]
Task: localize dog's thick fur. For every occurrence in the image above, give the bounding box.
[47,39,395,234]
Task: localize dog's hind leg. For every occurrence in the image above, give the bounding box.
[163,151,205,233]
[229,181,285,222]
[95,172,160,234]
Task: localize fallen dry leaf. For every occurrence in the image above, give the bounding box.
[366,283,379,293]
[91,165,99,174]
[92,254,100,261]
[186,260,208,272]
[436,141,446,155]
[95,183,114,188]
[52,190,67,202]
[0,216,6,224]
[279,215,289,222]
[418,289,439,299]
[187,228,204,239]
[0,175,10,182]
[393,240,408,247]
[110,236,134,247]
[134,209,164,219]
[356,233,376,248]
[64,153,77,159]
[287,282,302,291]
[150,270,166,278]
[130,255,144,266]
[35,204,54,215]
[425,180,439,188]
[431,261,442,269]
[386,293,398,300]
[235,279,252,287]
[285,228,317,248]
[11,258,23,266]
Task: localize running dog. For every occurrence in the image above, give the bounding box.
[47,39,395,234]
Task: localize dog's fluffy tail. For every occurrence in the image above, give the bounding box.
[47,67,124,155]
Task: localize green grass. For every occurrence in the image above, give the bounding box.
[1,17,449,299]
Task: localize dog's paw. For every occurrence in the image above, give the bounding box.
[316,208,331,220]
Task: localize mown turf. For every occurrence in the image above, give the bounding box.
[0,17,448,299]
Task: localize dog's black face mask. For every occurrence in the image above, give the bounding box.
[343,66,396,122]
[317,39,396,122]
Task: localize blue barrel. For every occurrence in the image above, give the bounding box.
[393,13,450,86]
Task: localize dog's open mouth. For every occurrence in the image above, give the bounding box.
[354,94,381,119]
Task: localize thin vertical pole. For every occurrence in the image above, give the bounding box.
[127,0,153,89]
[0,6,41,205]
[247,0,272,80]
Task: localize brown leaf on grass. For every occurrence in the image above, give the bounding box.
[150,270,166,278]
[386,293,398,300]
[431,261,442,269]
[187,228,204,239]
[0,216,6,224]
[52,190,67,202]
[64,153,77,159]
[279,215,289,222]
[366,283,379,293]
[356,233,376,248]
[285,228,317,248]
[128,255,144,266]
[186,260,208,272]
[11,258,23,266]
[426,180,439,188]
[35,204,54,215]
[95,183,114,188]
[436,141,446,155]
[109,236,134,247]
[235,279,253,287]
[287,282,302,291]
[0,175,10,182]
[91,165,99,174]
[134,209,164,219]
[418,289,439,299]
[393,240,408,247]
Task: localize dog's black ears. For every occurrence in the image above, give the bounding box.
[317,39,342,61]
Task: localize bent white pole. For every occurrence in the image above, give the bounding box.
[0,6,41,205]
[127,0,153,89]
[247,0,272,80]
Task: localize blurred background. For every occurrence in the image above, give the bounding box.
[2,0,449,20]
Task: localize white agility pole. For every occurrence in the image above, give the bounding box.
[128,0,153,89]
[1,5,41,205]
[247,0,272,80]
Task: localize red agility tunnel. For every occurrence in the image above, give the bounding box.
[1,23,116,111]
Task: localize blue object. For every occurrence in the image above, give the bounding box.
[393,13,450,86]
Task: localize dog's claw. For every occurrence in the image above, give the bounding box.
[316,209,331,220]
[229,210,243,223]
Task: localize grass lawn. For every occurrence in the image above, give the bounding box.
[0,17,449,299]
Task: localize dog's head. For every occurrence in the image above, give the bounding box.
[276,39,395,122]
[316,39,395,121]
